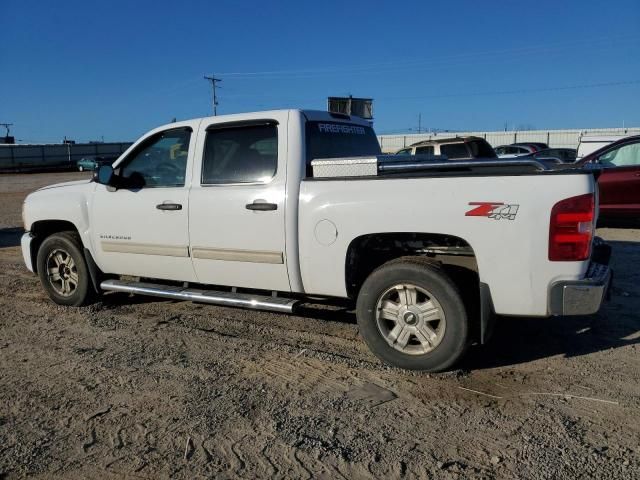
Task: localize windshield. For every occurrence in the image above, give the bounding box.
[305,121,381,176]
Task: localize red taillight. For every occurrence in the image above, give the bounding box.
[549,193,594,261]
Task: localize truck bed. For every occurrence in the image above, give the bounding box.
[298,164,596,316]
[310,154,589,179]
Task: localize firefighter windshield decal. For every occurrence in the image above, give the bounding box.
[317,123,366,135]
[466,202,519,220]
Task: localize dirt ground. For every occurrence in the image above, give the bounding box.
[0,172,639,479]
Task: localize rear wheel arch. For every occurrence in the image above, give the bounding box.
[345,232,485,343]
[345,232,479,297]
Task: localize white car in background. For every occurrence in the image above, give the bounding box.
[495,144,539,158]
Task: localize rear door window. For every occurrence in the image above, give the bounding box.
[202,123,278,184]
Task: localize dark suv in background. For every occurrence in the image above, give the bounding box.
[533,148,577,163]
[395,136,496,159]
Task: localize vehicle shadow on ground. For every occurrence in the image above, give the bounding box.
[101,291,360,319]
[101,291,184,306]
[463,239,640,370]
[598,218,640,229]
[295,302,357,324]
[99,239,639,371]
[462,310,640,371]
[0,227,24,248]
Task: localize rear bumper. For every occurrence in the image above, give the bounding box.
[549,261,612,316]
[21,232,35,272]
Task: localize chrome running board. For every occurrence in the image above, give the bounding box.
[100,279,299,313]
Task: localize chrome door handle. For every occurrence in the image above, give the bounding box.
[246,201,277,211]
[156,203,182,211]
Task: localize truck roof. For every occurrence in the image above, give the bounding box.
[154,109,372,132]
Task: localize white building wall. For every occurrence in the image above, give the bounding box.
[378,127,640,152]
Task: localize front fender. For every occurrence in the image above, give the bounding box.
[23,181,96,254]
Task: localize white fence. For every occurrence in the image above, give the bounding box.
[378,127,640,152]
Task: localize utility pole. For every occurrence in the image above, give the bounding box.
[204,75,222,116]
[0,123,13,136]
[418,114,422,134]
[0,123,13,144]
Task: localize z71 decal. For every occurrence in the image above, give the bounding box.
[466,202,519,220]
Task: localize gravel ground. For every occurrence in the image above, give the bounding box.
[1,172,639,479]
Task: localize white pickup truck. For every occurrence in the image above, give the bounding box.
[21,110,612,371]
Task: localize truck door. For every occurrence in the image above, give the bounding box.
[90,126,197,282]
[188,114,291,291]
[596,140,640,217]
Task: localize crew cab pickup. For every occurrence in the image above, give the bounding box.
[21,110,612,371]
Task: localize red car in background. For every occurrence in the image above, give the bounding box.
[577,135,640,221]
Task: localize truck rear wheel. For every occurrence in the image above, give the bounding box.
[36,232,95,307]
[356,257,469,372]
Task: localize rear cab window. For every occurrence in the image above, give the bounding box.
[468,140,496,158]
[305,121,381,177]
[440,143,470,160]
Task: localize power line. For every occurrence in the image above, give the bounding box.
[204,75,222,115]
[216,34,640,78]
[195,78,640,105]
[379,79,640,101]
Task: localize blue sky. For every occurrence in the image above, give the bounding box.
[2,0,639,142]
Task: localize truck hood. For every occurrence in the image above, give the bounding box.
[36,179,92,191]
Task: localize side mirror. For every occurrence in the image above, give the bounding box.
[583,161,601,171]
[94,165,114,186]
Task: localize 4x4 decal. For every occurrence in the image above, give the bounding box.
[466,202,519,220]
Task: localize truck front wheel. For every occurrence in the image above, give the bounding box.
[36,232,95,307]
[356,257,470,372]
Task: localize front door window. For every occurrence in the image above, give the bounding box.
[119,129,191,187]
[599,142,640,167]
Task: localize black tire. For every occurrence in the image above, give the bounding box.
[36,231,95,307]
[356,257,469,372]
